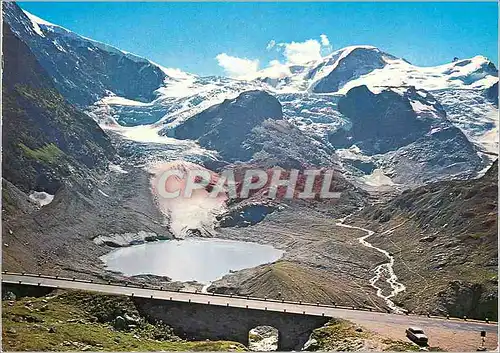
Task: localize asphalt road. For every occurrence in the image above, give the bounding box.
[2,273,497,335]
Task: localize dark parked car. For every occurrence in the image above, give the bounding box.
[406,327,428,346]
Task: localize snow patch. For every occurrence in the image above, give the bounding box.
[100,95,152,107]
[29,191,54,206]
[109,163,128,174]
[338,55,498,94]
[428,126,444,135]
[149,161,227,237]
[410,100,440,119]
[99,123,219,161]
[98,189,110,197]
[22,10,57,27]
[22,10,46,37]
[52,40,67,53]
[336,146,372,162]
[432,89,498,157]
[361,169,395,187]
[93,231,161,247]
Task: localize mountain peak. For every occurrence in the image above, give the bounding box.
[326,45,382,57]
[20,5,193,85]
[310,45,396,93]
[23,9,59,28]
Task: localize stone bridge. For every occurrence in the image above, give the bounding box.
[3,272,497,351]
[134,297,330,350]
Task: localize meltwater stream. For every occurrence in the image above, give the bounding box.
[101,238,284,284]
[335,217,406,313]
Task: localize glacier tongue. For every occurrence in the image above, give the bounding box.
[432,89,499,158]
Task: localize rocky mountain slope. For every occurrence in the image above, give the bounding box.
[2,22,114,195]
[209,203,389,310]
[168,90,337,168]
[332,85,483,184]
[2,18,172,278]
[351,161,498,319]
[3,2,167,106]
[93,70,496,189]
[171,90,284,162]
[333,86,448,154]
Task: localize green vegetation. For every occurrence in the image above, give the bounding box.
[2,290,246,352]
[305,319,369,351]
[19,143,63,164]
[14,85,78,128]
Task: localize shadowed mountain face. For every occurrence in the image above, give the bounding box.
[354,161,498,319]
[333,85,446,154]
[312,47,394,93]
[169,90,339,168]
[3,2,166,106]
[486,82,498,106]
[172,90,283,162]
[2,22,171,279]
[4,1,495,186]
[2,22,114,194]
[329,85,484,184]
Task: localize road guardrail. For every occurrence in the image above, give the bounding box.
[2,271,497,325]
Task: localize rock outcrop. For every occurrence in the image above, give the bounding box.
[333,85,445,154]
[172,90,283,162]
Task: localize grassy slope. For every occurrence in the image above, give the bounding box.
[2,290,245,352]
[306,319,443,352]
[210,260,386,311]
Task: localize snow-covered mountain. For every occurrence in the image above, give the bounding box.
[3,2,168,106]
[251,45,497,93]
[5,2,498,189]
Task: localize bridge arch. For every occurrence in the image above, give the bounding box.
[248,325,278,351]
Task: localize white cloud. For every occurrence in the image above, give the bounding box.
[258,60,291,79]
[215,53,259,79]
[319,34,333,56]
[266,40,276,51]
[216,35,334,79]
[280,39,322,65]
[320,34,330,47]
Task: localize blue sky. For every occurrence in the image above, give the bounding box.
[19,2,498,77]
